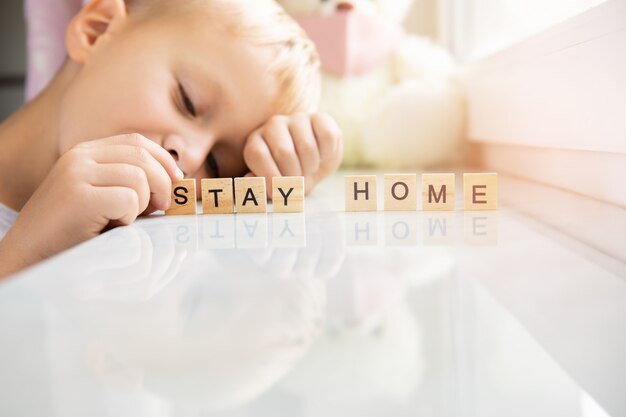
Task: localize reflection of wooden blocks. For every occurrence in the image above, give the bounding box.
[201,217,235,248]
[422,173,455,211]
[165,179,197,215]
[272,176,305,213]
[423,212,456,245]
[272,213,306,247]
[463,173,498,210]
[385,213,418,245]
[235,177,267,213]
[384,174,417,211]
[345,175,377,212]
[171,217,199,249]
[236,214,268,248]
[201,178,234,214]
[346,213,378,245]
[464,212,498,245]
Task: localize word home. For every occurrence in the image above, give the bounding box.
[345,173,498,212]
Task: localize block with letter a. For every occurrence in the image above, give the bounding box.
[235,177,267,214]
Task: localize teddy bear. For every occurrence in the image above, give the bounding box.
[276,0,466,168]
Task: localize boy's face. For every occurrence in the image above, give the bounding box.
[59,9,279,180]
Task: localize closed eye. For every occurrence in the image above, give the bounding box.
[178,82,197,117]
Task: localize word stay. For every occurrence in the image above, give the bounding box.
[165,176,305,216]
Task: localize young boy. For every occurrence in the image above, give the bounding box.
[0,0,343,277]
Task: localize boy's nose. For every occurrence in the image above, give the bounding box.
[162,133,213,178]
[336,2,354,12]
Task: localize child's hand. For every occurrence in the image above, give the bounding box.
[0,134,182,277]
[243,113,343,198]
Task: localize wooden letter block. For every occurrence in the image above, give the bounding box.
[272,176,305,213]
[235,177,267,214]
[201,178,234,214]
[463,173,498,210]
[165,179,197,215]
[384,174,417,211]
[422,173,455,211]
[345,175,377,212]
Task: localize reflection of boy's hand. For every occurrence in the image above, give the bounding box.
[243,113,343,198]
[0,134,182,277]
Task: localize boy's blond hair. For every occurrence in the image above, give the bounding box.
[126,0,321,114]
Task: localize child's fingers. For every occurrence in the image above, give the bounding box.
[89,145,172,210]
[92,186,140,226]
[311,112,342,163]
[263,119,303,176]
[243,133,281,198]
[77,133,183,182]
[140,201,161,217]
[288,114,321,175]
[88,164,152,213]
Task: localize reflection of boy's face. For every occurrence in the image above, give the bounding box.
[59,10,279,180]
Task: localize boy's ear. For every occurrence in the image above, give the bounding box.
[66,0,128,64]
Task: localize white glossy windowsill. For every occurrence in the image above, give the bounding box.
[0,169,624,417]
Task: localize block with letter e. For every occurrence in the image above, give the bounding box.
[463,173,498,210]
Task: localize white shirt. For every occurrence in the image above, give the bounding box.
[0,202,18,241]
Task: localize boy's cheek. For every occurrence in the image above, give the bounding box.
[59,64,175,152]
